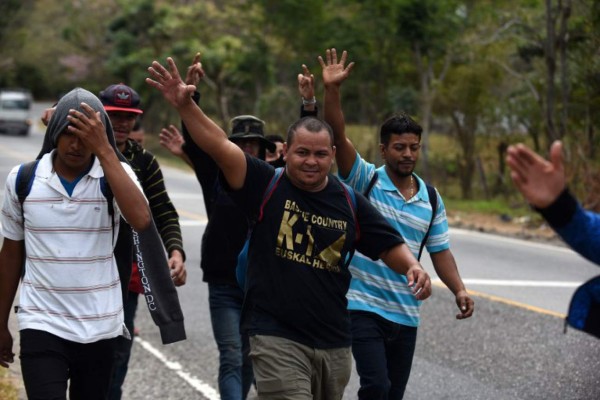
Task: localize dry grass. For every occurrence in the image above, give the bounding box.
[0,367,18,400]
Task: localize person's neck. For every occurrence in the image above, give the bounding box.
[385,165,416,199]
[53,154,93,182]
[117,141,127,153]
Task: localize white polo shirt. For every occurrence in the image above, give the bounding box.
[1,151,143,343]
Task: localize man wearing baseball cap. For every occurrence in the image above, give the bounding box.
[99,83,187,400]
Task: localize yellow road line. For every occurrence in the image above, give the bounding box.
[432,281,566,319]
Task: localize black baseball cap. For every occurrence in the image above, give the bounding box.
[99,83,143,114]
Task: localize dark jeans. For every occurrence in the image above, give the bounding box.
[350,310,418,400]
[209,283,254,400]
[20,328,118,400]
[108,290,139,400]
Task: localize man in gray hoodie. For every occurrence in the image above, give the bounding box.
[0,88,150,399]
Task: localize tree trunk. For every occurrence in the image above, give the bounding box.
[545,0,559,144]
[416,44,431,182]
[558,0,571,139]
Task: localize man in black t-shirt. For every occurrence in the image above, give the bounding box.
[147,57,432,400]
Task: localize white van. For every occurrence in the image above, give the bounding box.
[0,89,33,136]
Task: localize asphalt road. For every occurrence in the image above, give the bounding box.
[1,102,599,399]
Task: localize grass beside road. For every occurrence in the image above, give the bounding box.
[0,367,18,400]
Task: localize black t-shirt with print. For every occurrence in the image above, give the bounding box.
[226,155,405,348]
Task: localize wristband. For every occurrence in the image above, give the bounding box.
[302,96,317,106]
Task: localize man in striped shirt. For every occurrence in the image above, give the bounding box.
[0,88,151,399]
[98,83,187,400]
[321,48,475,400]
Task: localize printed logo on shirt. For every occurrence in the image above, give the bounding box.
[275,200,348,273]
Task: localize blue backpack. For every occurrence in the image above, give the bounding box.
[235,168,358,289]
[565,275,600,339]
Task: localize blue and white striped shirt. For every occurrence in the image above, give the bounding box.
[339,151,450,327]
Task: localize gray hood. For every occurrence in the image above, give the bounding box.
[37,87,125,162]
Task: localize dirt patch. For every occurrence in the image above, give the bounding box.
[447,211,564,246]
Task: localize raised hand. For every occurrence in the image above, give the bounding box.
[298,64,315,101]
[185,52,205,86]
[146,58,196,110]
[318,48,355,88]
[506,141,566,208]
[159,125,185,157]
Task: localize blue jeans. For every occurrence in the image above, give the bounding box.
[108,291,139,400]
[209,283,254,400]
[350,310,418,400]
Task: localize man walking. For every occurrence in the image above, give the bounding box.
[98,83,187,400]
[146,56,431,399]
[0,88,150,399]
[320,48,474,399]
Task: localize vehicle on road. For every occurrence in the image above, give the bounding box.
[0,89,33,136]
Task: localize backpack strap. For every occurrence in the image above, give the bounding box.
[100,176,114,218]
[340,181,359,242]
[363,171,379,198]
[257,167,285,223]
[16,160,40,210]
[337,178,359,269]
[417,184,438,261]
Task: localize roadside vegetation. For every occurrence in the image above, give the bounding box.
[1,0,598,210]
[0,367,18,400]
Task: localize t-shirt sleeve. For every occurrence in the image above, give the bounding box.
[222,154,275,221]
[353,191,405,260]
[113,162,147,220]
[337,150,376,193]
[0,166,24,240]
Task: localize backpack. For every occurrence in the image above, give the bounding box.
[16,160,133,304]
[364,172,438,261]
[235,168,358,289]
[565,274,600,339]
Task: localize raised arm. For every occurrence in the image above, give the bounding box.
[319,48,356,178]
[146,57,247,190]
[159,125,193,168]
[66,103,150,231]
[298,64,316,113]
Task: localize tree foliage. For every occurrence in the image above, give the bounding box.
[1,0,598,202]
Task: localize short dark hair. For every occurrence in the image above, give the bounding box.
[266,134,284,144]
[286,117,333,147]
[380,113,423,145]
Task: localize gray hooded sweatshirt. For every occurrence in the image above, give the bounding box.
[27,88,186,344]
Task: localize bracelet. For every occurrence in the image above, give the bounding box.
[302,96,317,106]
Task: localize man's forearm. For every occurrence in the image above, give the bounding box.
[0,245,23,328]
[99,151,151,231]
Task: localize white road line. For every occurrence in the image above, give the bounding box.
[134,336,220,400]
[179,220,208,227]
[433,278,582,288]
[449,227,574,253]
